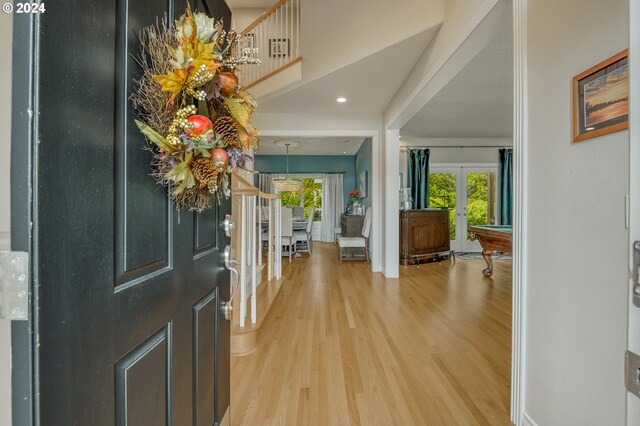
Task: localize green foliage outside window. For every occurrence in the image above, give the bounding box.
[280,177,322,221]
[428,171,495,241]
[428,172,457,239]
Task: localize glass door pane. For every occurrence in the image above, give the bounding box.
[429,170,458,249]
[463,170,497,251]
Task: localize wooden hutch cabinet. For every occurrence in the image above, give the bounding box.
[399,209,450,265]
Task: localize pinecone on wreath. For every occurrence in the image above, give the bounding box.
[191,157,219,189]
[214,116,240,146]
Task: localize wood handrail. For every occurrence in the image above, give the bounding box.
[241,0,289,35]
[232,170,256,188]
[244,56,303,90]
[231,170,282,199]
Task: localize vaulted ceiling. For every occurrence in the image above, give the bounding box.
[400,16,513,138]
[227,0,513,141]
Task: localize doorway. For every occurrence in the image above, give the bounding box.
[429,164,499,252]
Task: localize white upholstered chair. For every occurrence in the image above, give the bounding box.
[292,205,305,218]
[280,207,297,262]
[338,207,372,263]
[294,207,315,254]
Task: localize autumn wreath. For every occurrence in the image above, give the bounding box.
[132,6,260,211]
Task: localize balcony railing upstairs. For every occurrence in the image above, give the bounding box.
[235,0,302,88]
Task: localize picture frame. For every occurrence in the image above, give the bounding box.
[269,38,290,58]
[572,49,629,143]
[359,170,368,199]
[237,33,255,55]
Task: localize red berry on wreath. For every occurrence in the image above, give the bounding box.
[185,115,213,136]
[216,72,239,96]
[210,148,229,170]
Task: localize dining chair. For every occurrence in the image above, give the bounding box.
[294,207,315,254]
[338,207,372,264]
[292,205,305,219]
[260,205,269,221]
[280,207,297,262]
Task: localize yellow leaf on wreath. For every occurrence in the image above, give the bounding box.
[135,119,179,153]
[152,69,188,104]
[187,40,216,74]
[224,98,250,129]
[237,125,259,151]
[235,90,257,112]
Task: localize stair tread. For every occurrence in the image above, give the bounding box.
[232,274,285,334]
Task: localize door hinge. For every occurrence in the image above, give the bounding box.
[626,351,640,398]
[0,251,29,321]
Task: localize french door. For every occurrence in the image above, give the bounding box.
[429,165,499,252]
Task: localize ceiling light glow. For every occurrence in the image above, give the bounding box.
[336,97,347,103]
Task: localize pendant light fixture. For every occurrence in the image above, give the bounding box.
[273,143,301,192]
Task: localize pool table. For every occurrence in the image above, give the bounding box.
[467,225,512,277]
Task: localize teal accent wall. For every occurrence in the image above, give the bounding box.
[355,138,372,210]
[253,155,356,206]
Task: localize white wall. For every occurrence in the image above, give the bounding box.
[230,7,266,31]
[301,0,443,84]
[525,0,628,424]
[253,111,381,132]
[384,0,507,128]
[0,10,12,426]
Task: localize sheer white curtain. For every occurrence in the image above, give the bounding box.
[320,173,344,243]
[258,173,274,194]
[258,173,274,207]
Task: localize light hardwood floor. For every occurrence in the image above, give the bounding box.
[230,243,512,426]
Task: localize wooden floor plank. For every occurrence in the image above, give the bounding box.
[231,243,513,425]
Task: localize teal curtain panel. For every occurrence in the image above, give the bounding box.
[499,148,513,225]
[408,149,430,209]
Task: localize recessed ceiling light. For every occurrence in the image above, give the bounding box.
[336,97,347,103]
[343,151,347,154]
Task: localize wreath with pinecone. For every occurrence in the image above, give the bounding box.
[132,5,260,211]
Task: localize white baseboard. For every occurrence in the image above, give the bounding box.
[521,412,539,426]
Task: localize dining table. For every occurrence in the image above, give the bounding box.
[260,217,308,231]
[260,217,308,257]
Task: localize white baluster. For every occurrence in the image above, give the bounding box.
[240,194,247,327]
[251,196,257,324]
[268,198,273,281]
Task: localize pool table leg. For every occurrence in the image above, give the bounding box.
[481,249,494,277]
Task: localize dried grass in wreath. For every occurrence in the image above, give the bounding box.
[131,17,178,136]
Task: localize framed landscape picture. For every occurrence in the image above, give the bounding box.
[359,170,368,199]
[572,50,629,143]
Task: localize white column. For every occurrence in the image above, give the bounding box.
[383,129,400,278]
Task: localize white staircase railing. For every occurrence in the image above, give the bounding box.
[231,172,282,328]
[236,0,302,88]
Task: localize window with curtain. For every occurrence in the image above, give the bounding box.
[499,148,513,225]
[408,148,430,209]
[320,173,344,243]
[277,176,323,221]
